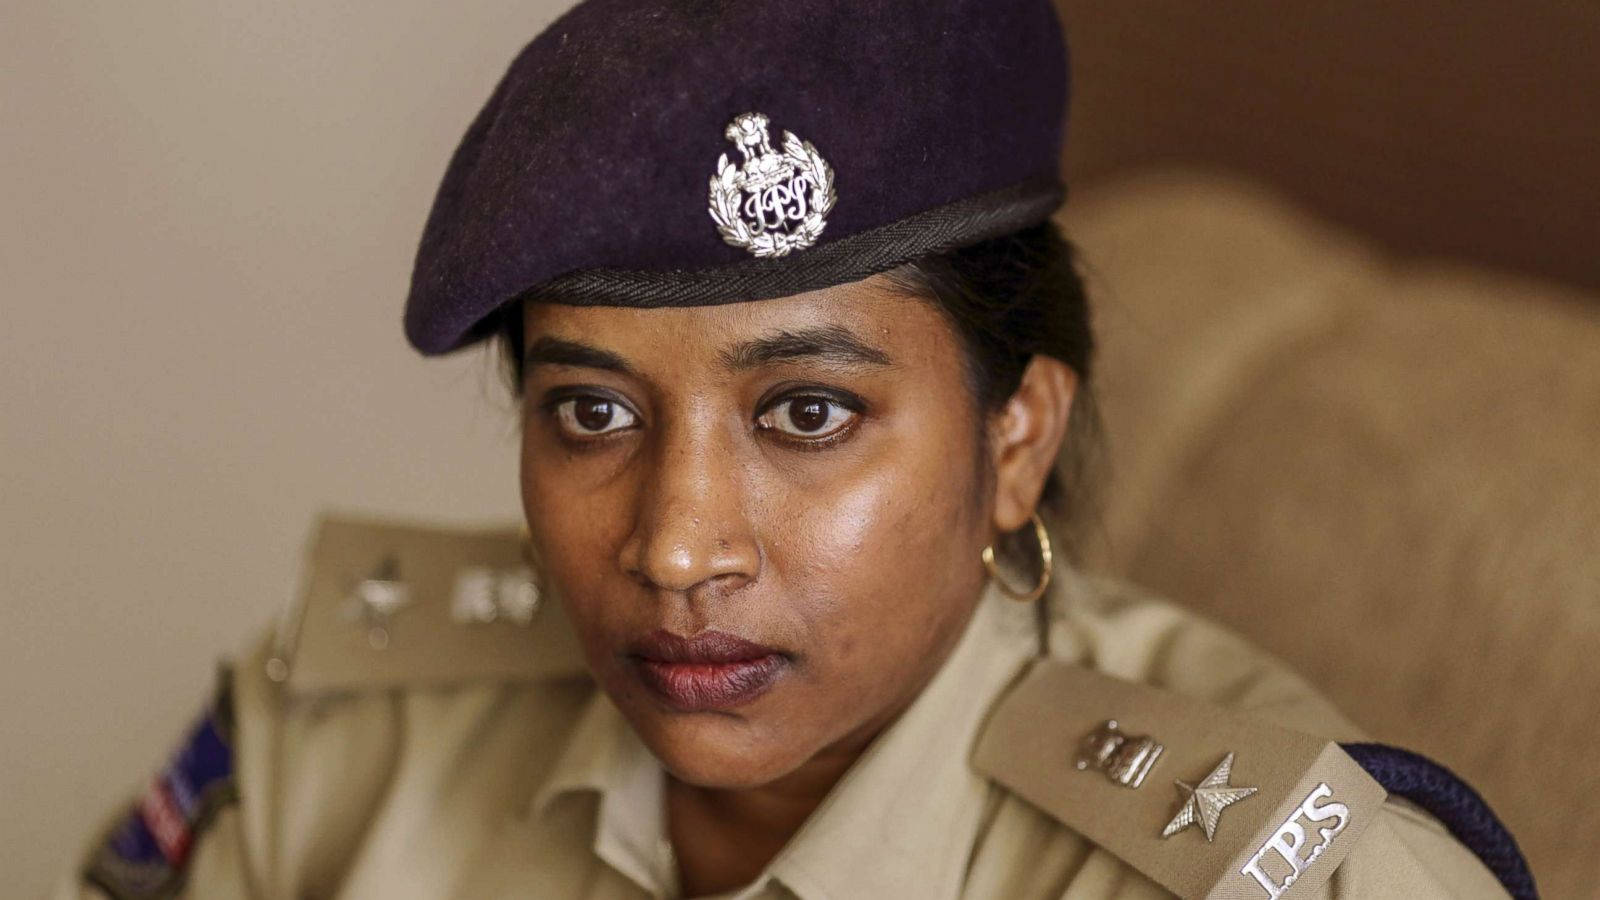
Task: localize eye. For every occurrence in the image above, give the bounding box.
[756,395,859,440]
[551,395,639,437]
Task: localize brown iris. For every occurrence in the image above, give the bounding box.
[787,398,829,432]
[574,398,615,432]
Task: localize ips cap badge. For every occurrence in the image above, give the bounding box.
[708,112,836,258]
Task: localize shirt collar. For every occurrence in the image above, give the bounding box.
[759,578,1040,900]
[530,690,675,894]
[529,577,1041,900]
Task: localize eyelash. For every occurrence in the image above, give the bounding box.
[537,387,865,449]
[538,389,635,443]
[754,388,864,448]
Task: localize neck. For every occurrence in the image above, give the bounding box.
[664,721,878,897]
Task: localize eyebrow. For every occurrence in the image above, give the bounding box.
[523,337,634,375]
[521,324,894,377]
[720,324,894,371]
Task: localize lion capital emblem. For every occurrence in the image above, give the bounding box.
[1075,719,1165,789]
[708,112,837,258]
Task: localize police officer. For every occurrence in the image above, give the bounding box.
[61,1,1532,898]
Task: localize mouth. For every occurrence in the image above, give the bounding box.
[626,629,790,712]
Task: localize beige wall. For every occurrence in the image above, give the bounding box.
[2,2,574,891]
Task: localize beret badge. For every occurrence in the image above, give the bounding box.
[707,112,837,258]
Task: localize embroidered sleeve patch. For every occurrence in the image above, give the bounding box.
[84,666,238,900]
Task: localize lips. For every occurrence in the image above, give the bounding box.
[627,629,789,712]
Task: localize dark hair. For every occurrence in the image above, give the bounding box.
[884,220,1101,563]
[493,219,1101,558]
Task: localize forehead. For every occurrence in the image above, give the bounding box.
[521,274,958,369]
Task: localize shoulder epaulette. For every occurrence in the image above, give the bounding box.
[973,660,1386,900]
[265,512,589,694]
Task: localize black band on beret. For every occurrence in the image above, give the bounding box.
[523,176,1061,307]
[405,0,1071,355]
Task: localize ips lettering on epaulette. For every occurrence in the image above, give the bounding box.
[1239,782,1353,899]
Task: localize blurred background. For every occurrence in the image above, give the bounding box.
[4,1,1596,896]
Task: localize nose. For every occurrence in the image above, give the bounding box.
[618,418,761,596]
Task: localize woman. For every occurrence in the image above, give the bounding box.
[63,0,1530,898]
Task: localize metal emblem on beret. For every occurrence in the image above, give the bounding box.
[1161,752,1259,842]
[708,112,836,258]
[1074,719,1164,788]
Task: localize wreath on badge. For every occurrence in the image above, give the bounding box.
[708,117,837,259]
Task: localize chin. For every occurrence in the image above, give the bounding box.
[637,712,808,790]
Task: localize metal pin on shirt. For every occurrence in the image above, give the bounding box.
[1075,719,1165,789]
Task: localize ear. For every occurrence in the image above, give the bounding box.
[988,356,1078,533]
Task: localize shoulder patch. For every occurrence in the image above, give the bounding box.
[267,513,590,694]
[84,667,238,900]
[973,660,1387,900]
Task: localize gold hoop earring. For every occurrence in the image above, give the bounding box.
[981,512,1053,603]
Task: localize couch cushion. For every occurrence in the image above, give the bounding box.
[1062,169,1600,900]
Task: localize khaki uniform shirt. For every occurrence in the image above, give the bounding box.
[60,517,1509,899]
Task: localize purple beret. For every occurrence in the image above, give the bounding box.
[405,0,1070,355]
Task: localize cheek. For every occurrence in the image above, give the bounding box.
[519,438,627,629]
[775,420,986,679]
[520,441,570,565]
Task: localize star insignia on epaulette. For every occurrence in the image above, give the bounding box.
[1161,752,1258,841]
